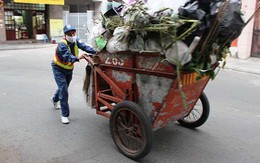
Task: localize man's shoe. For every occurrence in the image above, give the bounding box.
[51,98,60,110]
[61,116,69,124]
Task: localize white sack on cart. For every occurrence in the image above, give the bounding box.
[106,26,129,53]
[90,20,107,51]
[165,41,191,66]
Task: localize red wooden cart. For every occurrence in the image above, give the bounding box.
[83,51,215,160]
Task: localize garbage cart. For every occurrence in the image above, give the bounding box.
[83,51,216,160]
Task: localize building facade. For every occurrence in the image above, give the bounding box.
[0,0,103,43]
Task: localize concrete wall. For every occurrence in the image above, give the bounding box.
[47,5,63,38]
[48,5,63,19]
[145,0,187,14]
[65,0,95,10]
[237,0,257,59]
[93,1,103,20]
[0,4,6,42]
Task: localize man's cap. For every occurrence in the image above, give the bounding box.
[63,24,76,34]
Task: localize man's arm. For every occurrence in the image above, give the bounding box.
[77,39,96,55]
[56,42,79,63]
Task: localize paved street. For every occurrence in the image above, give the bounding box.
[0,46,260,163]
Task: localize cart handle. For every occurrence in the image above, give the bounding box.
[82,54,98,66]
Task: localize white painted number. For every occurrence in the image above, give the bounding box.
[105,57,111,64]
[105,57,124,66]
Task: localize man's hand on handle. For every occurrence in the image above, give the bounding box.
[77,53,85,60]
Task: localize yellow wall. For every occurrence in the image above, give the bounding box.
[14,0,64,5]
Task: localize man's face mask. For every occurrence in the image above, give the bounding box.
[66,35,76,43]
[65,30,76,43]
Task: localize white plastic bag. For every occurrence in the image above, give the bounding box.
[106,26,129,53]
[165,41,191,66]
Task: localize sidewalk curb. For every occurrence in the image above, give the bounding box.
[0,44,56,51]
[224,57,260,76]
[224,66,260,76]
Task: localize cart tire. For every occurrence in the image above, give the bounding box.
[110,101,153,160]
[177,92,210,128]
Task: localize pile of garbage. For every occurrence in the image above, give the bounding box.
[91,0,257,79]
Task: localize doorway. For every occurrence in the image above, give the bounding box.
[5,10,34,39]
[4,2,46,40]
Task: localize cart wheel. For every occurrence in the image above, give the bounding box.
[110,101,153,160]
[178,92,210,128]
